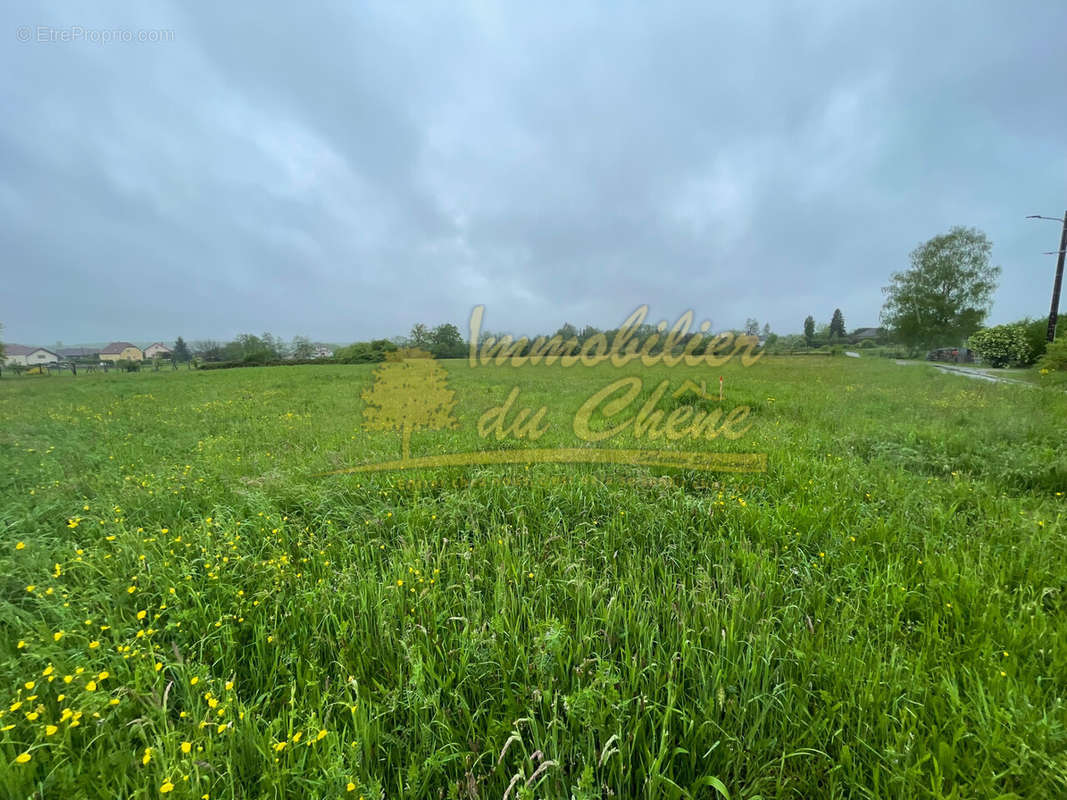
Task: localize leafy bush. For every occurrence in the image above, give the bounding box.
[968,324,1031,367]
[1037,339,1067,385]
[859,339,876,348]
[335,339,398,364]
[1017,317,1049,365]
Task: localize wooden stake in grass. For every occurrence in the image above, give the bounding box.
[719,375,724,402]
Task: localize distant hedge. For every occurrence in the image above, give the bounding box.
[197,358,337,371]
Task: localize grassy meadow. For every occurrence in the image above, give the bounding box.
[1,356,1066,799]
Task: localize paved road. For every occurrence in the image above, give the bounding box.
[895,360,1034,386]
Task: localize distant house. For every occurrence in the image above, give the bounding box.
[849,327,885,344]
[144,342,173,359]
[99,342,144,362]
[58,347,100,361]
[313,345,334,359]
[3,344,59,366]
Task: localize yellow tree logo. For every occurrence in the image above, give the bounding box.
[360,349,458,460]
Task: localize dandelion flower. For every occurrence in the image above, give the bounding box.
[89,641,100,649]
[181,742,191,754]
[190,676,199,686]
[316,729,327,741]
[16,541,25,550]
[16,752,31,764]
[347,783,356,792]
[53,631,64,642]
[160,781,174,794]
[142,748,152,765]
[85,681,97,692]
[45,725,58,736]
[273,741,287,752]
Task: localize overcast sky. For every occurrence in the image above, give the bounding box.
[2,2,1066,346]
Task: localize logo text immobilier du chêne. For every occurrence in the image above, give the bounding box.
[329,305,766,475]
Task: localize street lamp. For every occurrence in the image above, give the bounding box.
[1026,212,1067,343]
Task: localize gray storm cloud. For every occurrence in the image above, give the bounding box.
[2,1,1065,345]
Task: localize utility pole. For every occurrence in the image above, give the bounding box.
[1048,212,1067,343]
[1026,212,1067,343]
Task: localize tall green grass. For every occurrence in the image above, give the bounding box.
[1,357,1065,798]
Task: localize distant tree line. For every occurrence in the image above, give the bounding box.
[188,333,328,364]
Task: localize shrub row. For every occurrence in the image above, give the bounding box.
[196,358,335,371]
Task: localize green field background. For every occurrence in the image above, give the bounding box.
[1,357,1065,798]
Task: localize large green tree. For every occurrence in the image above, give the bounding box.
[803,315,815,346]
[429,323,464,358]
[829,308,846,339]
[172,337,191,362]
[409,323,431,348]
[291,335,315,359]
[881,226,1000,353]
